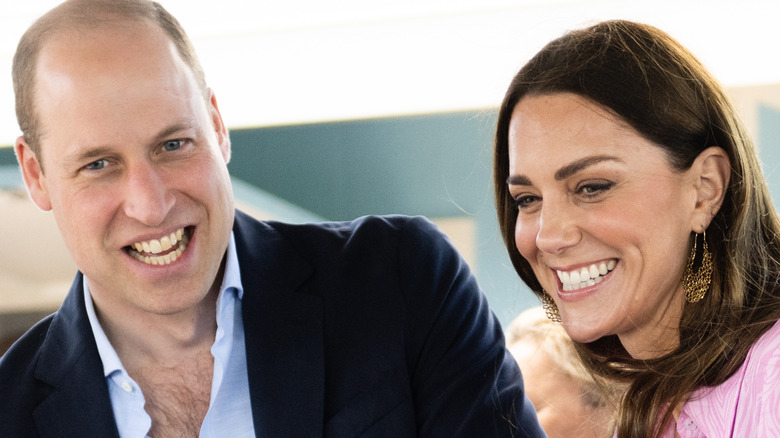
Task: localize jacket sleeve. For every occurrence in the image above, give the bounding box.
[397,216,546,437]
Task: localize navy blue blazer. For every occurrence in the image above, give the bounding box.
[0,211,545,437]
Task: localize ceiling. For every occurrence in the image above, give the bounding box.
[1,0,780,146]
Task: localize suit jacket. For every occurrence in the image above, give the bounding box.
[0,210,545,437]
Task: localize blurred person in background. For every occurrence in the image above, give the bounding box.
[506,306,618,438]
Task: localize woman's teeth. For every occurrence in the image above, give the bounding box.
[557,260,616,291]
[128,228,189,266]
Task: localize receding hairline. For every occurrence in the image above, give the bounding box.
[13,0,209,162]
[19,1,166,56]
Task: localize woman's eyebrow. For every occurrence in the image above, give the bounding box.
[507,155,622,186]
[553,155,621,181]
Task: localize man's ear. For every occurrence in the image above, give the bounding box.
[15,136,52,211]
[208,89,231,164]
[690,146,730,233]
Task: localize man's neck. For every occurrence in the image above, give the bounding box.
[93,285,220,368]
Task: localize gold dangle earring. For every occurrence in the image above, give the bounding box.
[682,231,713,303]
[541,291,561,322]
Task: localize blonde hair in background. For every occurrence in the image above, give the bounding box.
[506,306,618,411]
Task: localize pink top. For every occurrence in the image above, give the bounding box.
[667,319,780,437]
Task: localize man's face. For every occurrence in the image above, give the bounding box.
[17,22,234,317]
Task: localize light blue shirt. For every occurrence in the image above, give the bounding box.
[84,232,255,437]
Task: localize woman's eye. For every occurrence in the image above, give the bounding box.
[514,195,540,210]
[577,181,615,197]
[163,140,182,151]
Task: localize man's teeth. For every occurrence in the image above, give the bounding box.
[557,260,617,291]
[128,228,189,266]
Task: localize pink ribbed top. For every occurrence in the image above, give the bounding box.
[667,319,780,437]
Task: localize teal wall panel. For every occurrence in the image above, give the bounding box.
[0,147,14,166]
[759,104,780,204]
[228,111,496,220]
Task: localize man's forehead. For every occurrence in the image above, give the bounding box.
[34,24,193,109]
[39,20,168,61]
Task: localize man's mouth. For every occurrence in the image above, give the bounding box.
[126,227,192,266]
[556,259,617,291]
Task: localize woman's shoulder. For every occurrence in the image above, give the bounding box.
[741,319,780,384]
[731,319,780,435]
[681,320,780,436]
[748,319,780,358]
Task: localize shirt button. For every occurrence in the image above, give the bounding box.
[684,419,697,430]
[121,381,133,393]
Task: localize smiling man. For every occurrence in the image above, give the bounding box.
[0,1,545,437]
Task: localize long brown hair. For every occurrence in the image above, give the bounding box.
[494,20,780,437]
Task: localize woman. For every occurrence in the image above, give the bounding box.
[494,20,780,437]
[506,306,619,438]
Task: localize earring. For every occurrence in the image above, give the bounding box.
[541,291,561,322]
[682,231,713,303]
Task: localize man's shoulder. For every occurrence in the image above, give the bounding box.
[234,210,446,252]
[253,212,435,235]
[0,313,55,392]
[261,213,442,246]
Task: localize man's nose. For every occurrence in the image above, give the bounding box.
[122,162,174,227]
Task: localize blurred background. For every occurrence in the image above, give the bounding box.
[3,0,780,354]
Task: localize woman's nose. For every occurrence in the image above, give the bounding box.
[535,202,582,255]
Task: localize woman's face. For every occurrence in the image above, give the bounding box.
[507,92,698,358]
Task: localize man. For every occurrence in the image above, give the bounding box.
[0,1,545,437]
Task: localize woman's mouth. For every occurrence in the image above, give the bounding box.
[556,259,617,291]
[125,227,192,266]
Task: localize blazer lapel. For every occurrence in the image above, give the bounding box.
[233,211,324,437]
[32,274,119,438]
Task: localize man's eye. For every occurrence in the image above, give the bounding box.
[84,159,108,171]
[163,140,182,151]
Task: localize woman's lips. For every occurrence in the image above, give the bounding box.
[556,259,617,292]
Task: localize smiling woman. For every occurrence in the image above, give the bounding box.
[508,92,704,355]
[494,20,780,438]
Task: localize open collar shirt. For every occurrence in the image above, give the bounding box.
[83,232,255,437]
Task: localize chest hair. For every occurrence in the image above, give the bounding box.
[133,352,214,438]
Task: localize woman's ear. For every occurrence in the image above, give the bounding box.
[690,146,730,233]
[15,136,52,211]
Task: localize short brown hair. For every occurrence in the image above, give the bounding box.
[13,0,208,161]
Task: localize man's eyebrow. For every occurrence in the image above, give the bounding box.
[64,146,115,169]
[153,120,198,142]
[64,121,199,167]
[506,155,621,186]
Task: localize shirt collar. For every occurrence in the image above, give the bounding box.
[83,231,243,378]
[219,231,243,299]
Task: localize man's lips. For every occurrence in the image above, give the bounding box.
[125,227,192,266]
